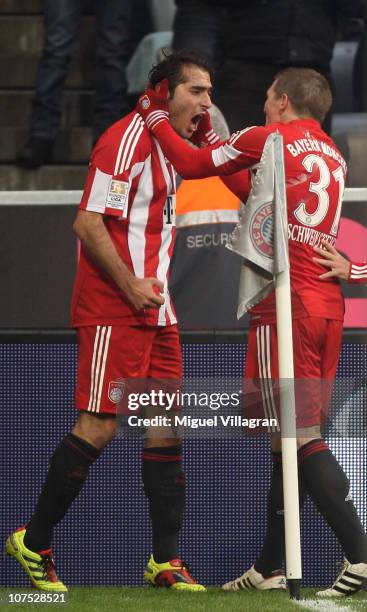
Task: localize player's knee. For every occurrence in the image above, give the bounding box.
[296,429,321,449]
[72,413,117,449]
[145,437,181,448]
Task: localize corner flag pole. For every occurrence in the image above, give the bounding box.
[273,134,302,599]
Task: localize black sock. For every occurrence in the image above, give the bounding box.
[24,433,100,552]
[255,452,307,576]
[298,439,367,563]
[142,445,185,563]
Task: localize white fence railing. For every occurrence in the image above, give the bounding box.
[0,188,366,205]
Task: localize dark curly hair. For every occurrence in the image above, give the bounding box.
[148,49,212,96]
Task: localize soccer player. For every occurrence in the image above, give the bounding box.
[136,67,367,597]
[4,51,213,592]
[314,240,367,284]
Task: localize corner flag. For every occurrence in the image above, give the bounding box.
[227,132,303,597]
[226,132,289,318]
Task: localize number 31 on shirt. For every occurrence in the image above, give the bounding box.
[294,154,345,236]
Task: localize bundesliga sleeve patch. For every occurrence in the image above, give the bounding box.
[106,179,129,210]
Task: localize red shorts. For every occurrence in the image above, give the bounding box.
[75,325,182,414]
[244,317,343,429]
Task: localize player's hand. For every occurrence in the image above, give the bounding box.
[136,80,169,130]
[313,240,350,280]
[123,276,165,310]
[190,111,220,148]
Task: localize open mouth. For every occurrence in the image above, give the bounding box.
[190,113,204,131]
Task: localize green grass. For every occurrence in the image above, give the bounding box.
[0,587,366,612]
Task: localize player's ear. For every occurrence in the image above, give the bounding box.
[280,92,289,112]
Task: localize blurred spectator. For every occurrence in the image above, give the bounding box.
[214,0,365,133]
[172,0,227,69]
[17,0,133,169]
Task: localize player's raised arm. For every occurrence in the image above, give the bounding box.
[137,86,268,179]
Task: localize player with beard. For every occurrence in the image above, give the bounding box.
[5,51,213,593]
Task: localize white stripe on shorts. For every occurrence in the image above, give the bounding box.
[87,325,112,413]
[256,325,279,432]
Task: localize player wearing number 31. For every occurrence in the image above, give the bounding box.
[137,67,367,597]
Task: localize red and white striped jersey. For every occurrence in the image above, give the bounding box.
[71,112,178,327]
[349,262,367,284]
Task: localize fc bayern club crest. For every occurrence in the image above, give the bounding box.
[140,95,150,110]
[250,202,274,258]
[108,380,125,404]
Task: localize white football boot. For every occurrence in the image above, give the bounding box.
[222,564,286,591]
[316,559,367,597]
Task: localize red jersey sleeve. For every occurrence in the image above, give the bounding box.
[152,118,269,178]
[349,262,367,284]
[79,113,149,218]
[220,170,251,202]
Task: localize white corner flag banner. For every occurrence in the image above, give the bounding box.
[226,132,289,318]
[227,132,303,590]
